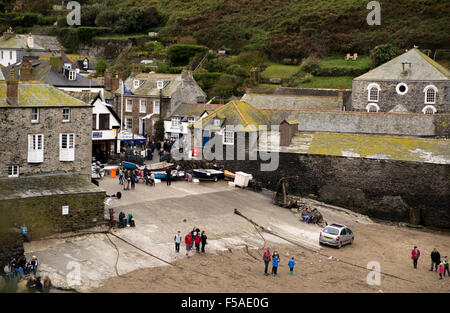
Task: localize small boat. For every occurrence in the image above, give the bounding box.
[224,170,235,180]
[153,170,185,180]
[193,169,224,182]
[122,161,139,170]
[147,162,174,172]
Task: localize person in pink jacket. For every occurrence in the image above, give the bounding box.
[439,262,444,279]
[411,246,420,269]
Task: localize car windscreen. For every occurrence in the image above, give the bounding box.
[322,227,339,235]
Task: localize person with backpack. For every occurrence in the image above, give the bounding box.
[174,231,181,253]
[411,246,420,269]
[263,248,271,276]
[272,251,280,276]
[288,257,296,275]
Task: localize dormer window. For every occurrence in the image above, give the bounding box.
[214,119,221,127]
[171,117,181,127]
[188,117,195,124]
[134,80,140,89]
[68,70,76,80]
[424,85,437,104]
[157,80,164,89]
[64,63,72,70]
[367,83,380,102]
[83,58,89,70]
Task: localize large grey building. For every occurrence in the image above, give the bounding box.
[351,48,449,114]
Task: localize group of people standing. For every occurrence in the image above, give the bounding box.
[176,227,208,257]
[118,211,135,228]
[262,248,296,276]
[3,255,50,292]
[411,246,449,279]
[118,168,141,191]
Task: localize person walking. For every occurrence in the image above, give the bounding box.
[201,231,207,253]
[263,248,271,276]
[124,170,130,190]
[430,248,441,272]
[166,168,172,186]
[439,262,444,279]
[411,246,420,269]
[185,232,193,258]
[118,167,123,185]
[130,170,136,190]
[288,257,296,275]
[194,233,201,253]
[443,256,450,277]
[174,231,181,253]
[272,251,280,276]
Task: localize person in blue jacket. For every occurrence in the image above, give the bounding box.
[288,257,296,275]
[272,251,280,276]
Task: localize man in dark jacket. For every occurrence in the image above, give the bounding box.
[263,248,271,276]
[166,168,172,186]
[430,248,441,272]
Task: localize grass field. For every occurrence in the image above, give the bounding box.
[261,61,299,79]
[296,76,353,89]
[319,55,372,70]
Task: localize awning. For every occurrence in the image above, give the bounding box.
[118,130,146,142]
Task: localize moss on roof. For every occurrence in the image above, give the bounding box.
[0,81,91,107]
[282,132,449,164]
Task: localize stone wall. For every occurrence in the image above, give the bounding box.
[351,80,450,113]
[0,231,24,268]
[0,106,92,179]
[0,191,106,239]
[177,153,449,228]
[283,110,449,137]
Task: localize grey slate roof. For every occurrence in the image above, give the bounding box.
[241,93,341,110]
[355,48,450,81]
[168,102,223,120]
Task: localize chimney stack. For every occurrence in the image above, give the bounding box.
[104,70,112,91]
[6,68,19,106]
[111,73,119,92]
[27,33,34,49]
[19,60,35,81]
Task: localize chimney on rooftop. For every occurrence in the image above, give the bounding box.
[27,33,34,49]
[19,60,35,81]
[6,68,19,106]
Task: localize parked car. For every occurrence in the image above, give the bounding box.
[319,224,354,248]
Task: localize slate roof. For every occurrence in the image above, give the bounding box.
[0,174,104,200]
[168,102,224,119]
[37,60,103,88]
[355,48,449,81]
[273,132,450,165]
[0,34,62,51]
[0,81,91,107]
[241,93,341,110]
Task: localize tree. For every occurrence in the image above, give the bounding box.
[370,44,400,67]
[154,118,165,142]
[96,59,107,76]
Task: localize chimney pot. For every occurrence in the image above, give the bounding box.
[6,68,19,106]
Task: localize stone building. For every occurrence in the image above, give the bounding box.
[352,48,449,114]
[115,70,207,138]
[0,78,105,238]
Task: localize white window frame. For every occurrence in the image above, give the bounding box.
[171,117,181,128]
[366,103,380,112]
[62,108,70,122]
[187,116,195,124]
[8,165,19,177]
[134,80,140,89]
[139,99,146,113]
[367,83,380,102]
[395,82,408,95]
[223,130,234,145]
[60,133,75,161]
[28,134,44,163]
[214,119,221,127]
[424,85,437,104]
[31,108,39,123]
[422,105,437,115]
[157,80,164,89]
[68,71,76,80]
[126,99,133,112]
[153,100,160,114]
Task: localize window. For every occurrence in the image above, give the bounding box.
[99,114,110,129]
[8,165,19,177]
[422,105,437,115]
[31,108,39,123]
[140,99,146,113]
[60,133,75,161]
[134,80,140,88]
[126,118,132,130]
[223,130,234,145]
[367,83,380,102]
[214,119,221,127]
[92,114,97,129]
[68,71,76,80]
[396,83,408,95]
[28,134,44,163]
[10,51,13,59]
[188,117,195,124]
[366,103,380,112]
[424,85,437,104]
[62,108,70,122]
[126,99,132,112]
[153,100,160,114]
[171,117,181,128]
[157,80,164,89]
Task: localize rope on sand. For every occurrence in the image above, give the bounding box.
[104,233,122,278]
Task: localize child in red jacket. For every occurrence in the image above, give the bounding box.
[194,234,201,253]
[185,233,193,257]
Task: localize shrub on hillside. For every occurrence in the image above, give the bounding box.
[370,44,401,67]
[96,59,107,76]
[168,44,209,66]
[299,56,320,74]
